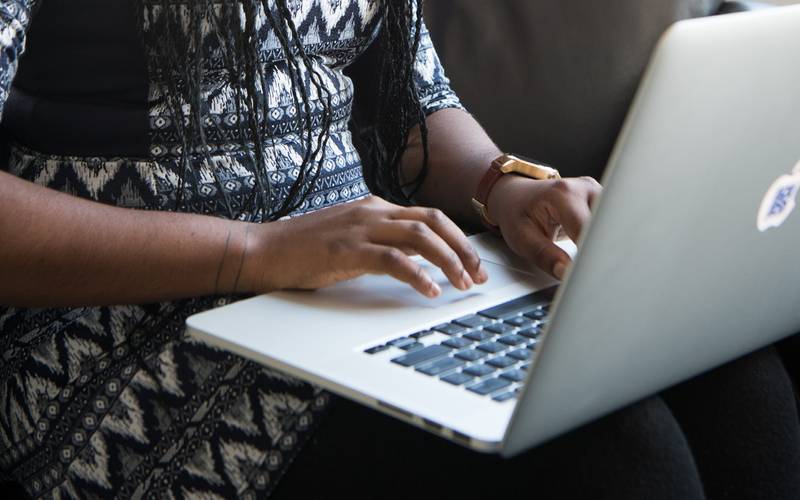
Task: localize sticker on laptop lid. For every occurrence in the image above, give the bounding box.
[757,161,800,232]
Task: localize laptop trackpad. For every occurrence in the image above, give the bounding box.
[279,258,551,311]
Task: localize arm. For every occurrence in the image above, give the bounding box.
[403,107,601,281]
[399,22,601,280]
[401,108,499,230]
[0,169,251,307]
[0,0,254,306]
[0,0,488,307]
[0,170,486,307]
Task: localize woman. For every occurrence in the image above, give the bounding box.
[0,1,798,498]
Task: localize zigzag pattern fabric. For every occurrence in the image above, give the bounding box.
[0,1,462,498]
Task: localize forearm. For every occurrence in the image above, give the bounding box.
[401,107,501,229]
[0,170,251,307]
[401,110,601,281]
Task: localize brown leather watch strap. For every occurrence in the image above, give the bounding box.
[471,154,561,234]
[471,158,505,232]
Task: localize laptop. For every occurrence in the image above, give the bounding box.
[187,6,800,457]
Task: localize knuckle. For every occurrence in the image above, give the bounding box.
[408,221,428,235]
[580,175,600,186]
[381,248,406,268]
[551,179,573,195]
[414,264,426,282]
[463,249,481,269]
[581,176,603,191]
[425,207,445,225]
[445,251,462,271]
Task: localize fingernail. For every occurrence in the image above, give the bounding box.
[476,263,489,283]
[553,262,566,281]
[429,282,442,298]
[461,270,473,290]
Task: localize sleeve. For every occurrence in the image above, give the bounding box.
[0,0,35,121]
[412,19,465,116]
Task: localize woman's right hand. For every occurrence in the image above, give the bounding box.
[240,196,489,298]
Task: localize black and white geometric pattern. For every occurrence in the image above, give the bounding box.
[0,0,462,498]
[0,0,34,122]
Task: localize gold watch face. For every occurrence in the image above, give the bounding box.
[496,154,561,180]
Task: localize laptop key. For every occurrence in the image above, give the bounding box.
[463,364,497,377]
[416,357,466,376]
[500,369,526,382]
[464,330,494,342]
[388,337,415,349]
[524,308,548,320]
[487,356,517,368]
[478,289,555,319]
[434,323,467,335]
[518,327,541,339]
[391,345,451,367]
[364,344,390,355]
[455,349,488,362]
[508,348,534,361]
[410,330,434,339]
[441,371,475,386]
[497,334,526,346]
[454,314,494,328]
[505,316,536,328]
[443,337,473,349]
[401,342,425,351]
[477,342,505,354]
[493,391,517,402]
[485,323,515,335]
[468,377,512,396]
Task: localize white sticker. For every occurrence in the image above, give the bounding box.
[757,160,800,232]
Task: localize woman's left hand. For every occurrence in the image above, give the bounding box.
[486,175,602,280]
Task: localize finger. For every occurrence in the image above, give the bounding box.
[360,244,442,298]
[580,176,603,208]
[545,181,593,242]
[549,197,592,243]
[370,220,473,291]
[508,221,572,281]
[392,206,487,284]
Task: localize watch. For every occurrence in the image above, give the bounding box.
[471,154,561,232]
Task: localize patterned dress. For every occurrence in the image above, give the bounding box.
[0,1,461,498]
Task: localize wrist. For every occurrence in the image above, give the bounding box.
[471,154,560,233]
[485,173,522,228]
[216,221,259,295]
[236,219,295,295]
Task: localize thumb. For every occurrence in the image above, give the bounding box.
[504,218,573,281]
[530,237,572,281]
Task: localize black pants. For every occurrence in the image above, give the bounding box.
[273,347,800,500]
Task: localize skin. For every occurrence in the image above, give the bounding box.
[0,108,600,307]
[402,108,601,280]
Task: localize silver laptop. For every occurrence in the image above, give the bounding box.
[187,6,800,457]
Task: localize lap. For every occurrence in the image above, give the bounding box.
[664,345,800,500]
[274,347,800,500]
[0,301,330,499]
[273,395,704,500]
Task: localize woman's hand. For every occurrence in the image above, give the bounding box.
[487,175,602,280]
[240,196,489,298]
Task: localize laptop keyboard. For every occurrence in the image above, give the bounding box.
[363,287,557,403]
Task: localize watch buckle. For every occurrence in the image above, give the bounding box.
[471,197,499,229]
